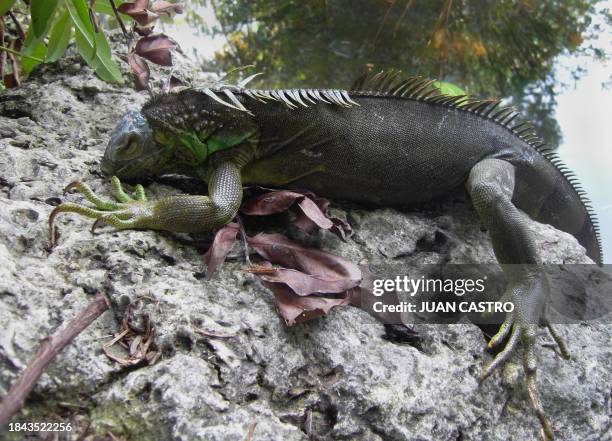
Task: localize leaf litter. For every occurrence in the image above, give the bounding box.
[204,189,364,326]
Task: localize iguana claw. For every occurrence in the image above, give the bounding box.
[49,176,150,247]
[479,300,571,441]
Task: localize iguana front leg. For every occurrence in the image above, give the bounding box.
[49,162,242,245]
[466,158,570,441]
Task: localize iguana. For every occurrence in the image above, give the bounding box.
[49,71,602,440]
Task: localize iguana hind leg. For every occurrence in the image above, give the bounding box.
[466,158,569,441]
[49,162,242,246]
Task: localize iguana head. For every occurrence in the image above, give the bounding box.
[102,109,165,180]
[102,90,258,180]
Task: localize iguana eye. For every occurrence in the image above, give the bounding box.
[116,135,143,160]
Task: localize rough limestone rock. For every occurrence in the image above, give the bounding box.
[0,49,610,441]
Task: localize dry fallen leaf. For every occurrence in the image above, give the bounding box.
[241,189,351,239]
[263,280,351,326]
[250,266,358,296]
[246,235,360,325]
[240,190,305,215]
[203,222,240,280]
[248,233,361,283]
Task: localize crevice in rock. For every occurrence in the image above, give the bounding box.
[414,229,449,254]
[381,324,423,351]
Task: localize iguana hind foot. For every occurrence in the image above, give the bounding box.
[467,158,572,441]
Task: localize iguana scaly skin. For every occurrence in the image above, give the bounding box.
[50,71,602,440]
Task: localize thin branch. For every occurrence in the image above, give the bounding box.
[373,0,397,48]
[0,17,6,82]
[0,293,111,426]
[7,11,24,42]
[243,422,257,441]
[0,45,44,63]
[109,0,132,49]
[393,0,415,37]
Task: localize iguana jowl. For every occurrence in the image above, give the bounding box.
[50,71,602,440]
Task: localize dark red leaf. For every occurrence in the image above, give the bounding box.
[118,0,150,10]
[132,10,159,26]
[293,195,329,233]
[296,197,333,230]
[118,1,159,26]
[329,217,352,241]
[203,222,240,280]
[135,34,178,66]
[252,267,359,296]
[150,1,184,15]
[263,281,350,326]
[240,190,304,215]
[248,233,361,284]
[241,189,351,240]
[127,52,150,91]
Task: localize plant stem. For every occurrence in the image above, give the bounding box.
[0,45,44,63]
[0,293,111,425]
[109,0,131,49]
[7,10,24,42]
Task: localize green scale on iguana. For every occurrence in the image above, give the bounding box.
[49,70,603,440]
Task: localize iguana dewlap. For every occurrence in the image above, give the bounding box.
[50,72,602,440]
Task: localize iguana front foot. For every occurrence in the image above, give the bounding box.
[49,162,244,246]
[49,176,155,246]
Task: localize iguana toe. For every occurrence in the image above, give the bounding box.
[523,323,556,441]
[49,177,152,246]
[480,316,570,441]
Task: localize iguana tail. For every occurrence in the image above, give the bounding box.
[513,151,602,265]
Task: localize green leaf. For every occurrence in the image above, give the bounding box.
[31,0,59,37]
[46,9,72,62]
[21,29,48,74]
[0,0,17,17]
[434,81,466,96]
[66,0,123,83]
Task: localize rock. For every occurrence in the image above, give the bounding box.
[0,44,610,441]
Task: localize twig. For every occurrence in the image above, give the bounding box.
[393,0,415,37]
[0,45,44,63]
[193,326,237,339]
[0,293,111,426]
[109,0,131,49]
[243,422,257,441]
[373,0,397,48]
[0,18,5,82]
[7,11,24,42]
